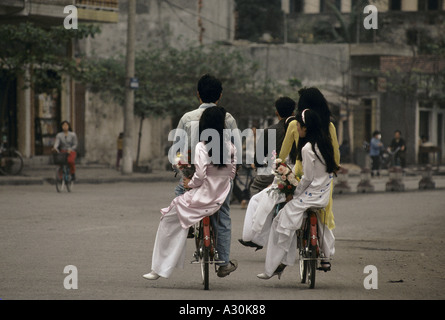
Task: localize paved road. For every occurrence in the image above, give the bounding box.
[0,181,444,301]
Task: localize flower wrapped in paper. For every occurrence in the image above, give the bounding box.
[173,150,195,180]
[268,158,301,201]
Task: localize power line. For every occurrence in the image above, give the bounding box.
[162,0,349,64]
[162,0,234,33]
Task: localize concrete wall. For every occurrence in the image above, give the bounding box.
[83,92,171,168]
[235,42,350,89]
[82,0,235,58]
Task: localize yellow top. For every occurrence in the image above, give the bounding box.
[279,121,340,230]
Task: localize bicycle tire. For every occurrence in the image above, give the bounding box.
[299,252,308,283]
[307,213,318,289]
[0,150,24,175]
[307,244,317,289]
[202,245,210,290]
[202,217,211,290]
[55,167,63,192]
[65,170,73,193]
[298,229,308,283]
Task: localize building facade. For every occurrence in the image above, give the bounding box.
[278,0,445,166]
[0,0,119,161]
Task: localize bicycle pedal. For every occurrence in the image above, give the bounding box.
[317,267,331,272]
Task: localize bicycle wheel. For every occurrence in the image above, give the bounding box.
[298,229,308,283]
[202,245,210,290]
[55,167,64,192]
[201,217,211,290]
[0,150,24,175]
[307,244,317,289]
[307,213,318,289]
[65,169,73,193]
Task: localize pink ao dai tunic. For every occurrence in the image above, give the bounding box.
[160,141,237,229]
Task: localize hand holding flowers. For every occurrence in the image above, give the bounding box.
[173,150,195,190]
[269,158,300,202]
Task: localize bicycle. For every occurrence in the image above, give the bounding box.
[0,142,24,176]
[53,151,73,193]
[191,214,223,290]
[297,207,329,289]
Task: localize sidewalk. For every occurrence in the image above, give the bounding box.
[0,163,179,186]
[1,162,444,192]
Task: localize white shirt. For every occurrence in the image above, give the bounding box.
[169,103,241,164]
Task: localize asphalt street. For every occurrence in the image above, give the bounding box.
[0,181,444,300]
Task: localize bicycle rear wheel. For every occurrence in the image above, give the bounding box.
[201,217,211,290]
[202,246,210,290]
[0,150,24,175]
[307,213,318,289]
[307,245,317,289]
[298,229,308,283]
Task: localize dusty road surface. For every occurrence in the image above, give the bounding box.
[0,182,444,301]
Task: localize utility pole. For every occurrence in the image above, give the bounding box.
[198,0,204,44]
[122,0,136,175]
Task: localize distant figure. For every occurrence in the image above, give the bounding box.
[52,120,78,181]
[370,130,383,177]
[116,132,123,170]
[389,130,406,168]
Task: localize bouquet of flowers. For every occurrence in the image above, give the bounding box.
[268,157,300,201]
[173,150,195,180]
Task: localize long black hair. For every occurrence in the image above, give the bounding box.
[199,106,227,168]
[296,109,339,174]
[297,87,331,134]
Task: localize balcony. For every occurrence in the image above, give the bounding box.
[0,0,119,23]
[76,1,119,10]
[75,0,119,23]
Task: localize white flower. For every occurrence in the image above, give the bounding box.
[288,175,299,186]
[277,166,285,174]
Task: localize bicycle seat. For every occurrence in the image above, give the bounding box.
[306,207,323,213]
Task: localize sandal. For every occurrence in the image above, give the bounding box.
[238,239,263,251]
[319,261,331,272]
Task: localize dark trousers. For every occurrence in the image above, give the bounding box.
[371,155,380,176]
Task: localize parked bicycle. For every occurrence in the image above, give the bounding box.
[191,213,223,290]
[0,141,23,176]
[53,151,73,192]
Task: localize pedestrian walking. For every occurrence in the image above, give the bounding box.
[116,132,123,170]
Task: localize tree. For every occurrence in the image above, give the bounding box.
[234,0,284,42]
[0,22,99,137]
[80,43,277,126]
